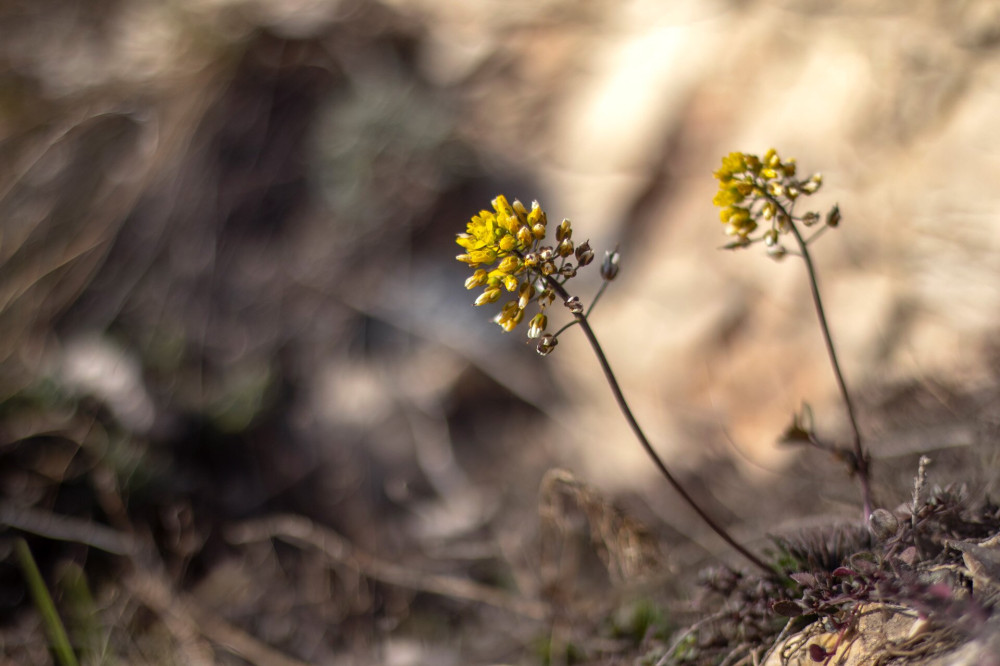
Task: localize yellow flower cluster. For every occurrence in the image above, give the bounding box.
[457,195,593,340]
[712,149,823,246]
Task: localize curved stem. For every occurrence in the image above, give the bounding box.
[784,220,873,521]
[545,277,776,577]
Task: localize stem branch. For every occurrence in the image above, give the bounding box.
[545,277,775,577]
[784,220,873,520]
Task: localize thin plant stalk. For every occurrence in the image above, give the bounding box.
[784,217,873,521]
[545,277,776,577]
[15,538,80,666]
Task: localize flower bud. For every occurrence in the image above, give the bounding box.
[498,308,523,332]
[527,202,546,227]
[517,282,535,309]
[557,239,574,257]
[497,255,521,274]
[763,229,779,247]
[532,223,546,239]
[540,261,557,276]
[556,219,572,241]
[767,245,787,261]
[474,287,501,306]
[801,174,822,194]
[826,204,841,228]
[600,249,620,281]
[527,313,547,338]
[517,226,534,247]
[512,198,528,218]
[464,269,488,290]
[868,508,899,542]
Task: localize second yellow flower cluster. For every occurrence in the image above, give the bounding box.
[713,149,822,244]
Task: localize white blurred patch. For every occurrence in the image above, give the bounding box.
[58,335,156,433]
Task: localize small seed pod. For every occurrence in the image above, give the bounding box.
[539,247,554,261]
[801,211,821,226]
[826,204,841,228]
[763,229,779,247]
[868,508,899,542]
[540,261,557,276]
[600,249,620,281]
[564,295,584,314]
[575,241,594,266]
[536,334,558,356]
[560,263,577,278]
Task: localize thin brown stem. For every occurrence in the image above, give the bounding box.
[544,277,776,577]
[784,219,873,521]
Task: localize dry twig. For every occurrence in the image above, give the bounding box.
[226,513,549,620]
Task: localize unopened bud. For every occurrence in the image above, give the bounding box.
[527,313,547,339]
[517,282,535,309]
[600,249,620,281]
[868,508,899,542]
[555,219,572,242]
[826,204,841,228]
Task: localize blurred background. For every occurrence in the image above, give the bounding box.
[3,0,1000,663]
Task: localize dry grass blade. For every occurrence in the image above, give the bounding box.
[225,513,550,620]
[1,504,314,666]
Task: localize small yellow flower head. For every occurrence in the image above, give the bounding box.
[712,149,834,250]
[457,196,600,347]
